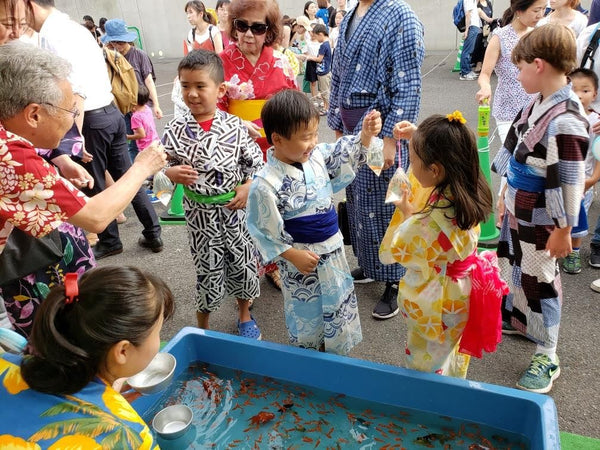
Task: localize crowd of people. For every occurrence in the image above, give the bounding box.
[1,0,600,445]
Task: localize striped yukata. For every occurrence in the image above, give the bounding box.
[162,110,264,312]
[327,0,425,282]
[492,85,589,348]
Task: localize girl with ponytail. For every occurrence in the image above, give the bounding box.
[0,266,175,447]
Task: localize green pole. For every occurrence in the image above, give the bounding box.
[159,184,186,225]
[477,102,500,248]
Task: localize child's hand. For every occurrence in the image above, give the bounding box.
[226,181,251,210]
[244,120,262,139]
[165,165,198,186]
[283,248,320,275]
[393,121,416,141]
[361,110,382,138]
[394,186,413,217]
[546,227,572,259]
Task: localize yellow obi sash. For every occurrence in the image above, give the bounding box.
[228,99,267,137]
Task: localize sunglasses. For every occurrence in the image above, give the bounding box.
[233,19,268,36]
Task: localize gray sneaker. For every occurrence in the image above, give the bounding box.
[590,243,600,268]
[459,71,479,81]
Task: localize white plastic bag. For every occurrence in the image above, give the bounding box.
[367,138,384,176]
[152,170,174,206]
[385,167,411,204]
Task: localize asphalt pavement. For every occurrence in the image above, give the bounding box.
[99,51,600,439]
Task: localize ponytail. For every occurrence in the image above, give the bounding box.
[21,266,174,395]
[501,7,514,26]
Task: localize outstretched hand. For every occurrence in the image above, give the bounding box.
[393,121,417,141]
[361,110,382,138]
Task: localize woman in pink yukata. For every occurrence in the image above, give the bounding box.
[380,112,507,378]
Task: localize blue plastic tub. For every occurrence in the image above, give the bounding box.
[132,327,560,449]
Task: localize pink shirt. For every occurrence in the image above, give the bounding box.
[131,105,159,151]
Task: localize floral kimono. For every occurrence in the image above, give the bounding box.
[0,353,156,448]
[380,181,506,378]
[247,136,372,355]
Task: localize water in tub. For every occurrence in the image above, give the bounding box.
[142,362,529,449]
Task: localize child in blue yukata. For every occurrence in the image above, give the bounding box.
[247,89,381,355]
[162,50,264,339]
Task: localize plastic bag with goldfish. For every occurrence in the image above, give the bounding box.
[385,167,411,203]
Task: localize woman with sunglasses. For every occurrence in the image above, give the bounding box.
[184,0,224,54]
[219,0,297,290]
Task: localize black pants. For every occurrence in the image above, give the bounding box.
[80,103,160,248]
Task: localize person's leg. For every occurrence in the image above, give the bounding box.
[196,311,210,329]
[460,26,479,77]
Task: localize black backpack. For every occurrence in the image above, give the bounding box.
[581,24,600,69]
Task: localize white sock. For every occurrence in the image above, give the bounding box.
[535,346,557,363]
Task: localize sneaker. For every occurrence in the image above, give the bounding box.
[590,278,600,293]
[459,71,479,81]
[372,282,399,320]
[590,243,600,268]
[562,251,581,274]
[351,267,374,284]
[146,188,160,204]
[516,353,560,394]
[501,320,522,335]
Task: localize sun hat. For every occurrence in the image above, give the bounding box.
[100,19,137,43]
[295,16,311,29]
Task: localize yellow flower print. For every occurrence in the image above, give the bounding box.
[0,434,41,449]
[0,357,29,395]
[442,299,468,316]
[403,300,423,320]
[48,435,101,449]
[102,386,145,425]
[416,316,443,341]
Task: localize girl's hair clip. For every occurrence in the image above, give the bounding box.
[446,110,467,124]
[64,273,80,305]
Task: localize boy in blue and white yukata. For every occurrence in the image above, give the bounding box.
[162,50,264,339]
[247,89,382,355]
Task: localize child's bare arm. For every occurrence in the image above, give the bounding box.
[359,110,382,147]
[585,160,600,191]
[127,127,146,141]
[281,247,320,275]
[165,165,198,186]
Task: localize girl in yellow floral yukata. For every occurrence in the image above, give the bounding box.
[380,112,508,378]
[0,266,174,448]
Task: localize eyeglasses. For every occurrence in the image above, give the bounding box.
[0,19,28,34]
[41,103,81,120]
[233,19,268,36]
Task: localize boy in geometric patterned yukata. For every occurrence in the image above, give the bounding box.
[247,89,382,355]
[492,24,589,393]
[162,50,264,339]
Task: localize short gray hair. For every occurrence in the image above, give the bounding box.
[0,41,72,121]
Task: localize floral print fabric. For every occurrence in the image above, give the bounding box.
[0,353,157,449]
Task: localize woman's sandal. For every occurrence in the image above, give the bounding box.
[237,316,262,340]
[266,269,282,291]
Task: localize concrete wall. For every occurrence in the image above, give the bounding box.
[56,0,591,58]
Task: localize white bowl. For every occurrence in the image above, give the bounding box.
[152,404,193,440]
[127,352,176,395]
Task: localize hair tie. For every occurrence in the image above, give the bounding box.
[64,273,80,305]
[446,110,467,124]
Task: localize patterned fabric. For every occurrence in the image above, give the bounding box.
[328,0,424,137]
[327,0,424,283]
[0,353,157,449]
[247,135,368,355]
[380,185,480,378]
[492,85,589,346]
[491,24,536,122]
[0,125,94,336]
[162,110,263,312]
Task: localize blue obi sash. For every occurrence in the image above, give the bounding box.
[283,207,339,244]
[507,157,545,193]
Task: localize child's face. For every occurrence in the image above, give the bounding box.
[179,68,226,122]
[571,77,598,111]
[123,312,164,378]
[515,59,540,95]
[408,141,442,188]
[315,32,326,42]
[272,119,319,165]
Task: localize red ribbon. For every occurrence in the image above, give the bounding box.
[64,273,79,305]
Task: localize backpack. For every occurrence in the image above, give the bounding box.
[453,0,466,33]
[581,23,600,70]
[104,48,138,114]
